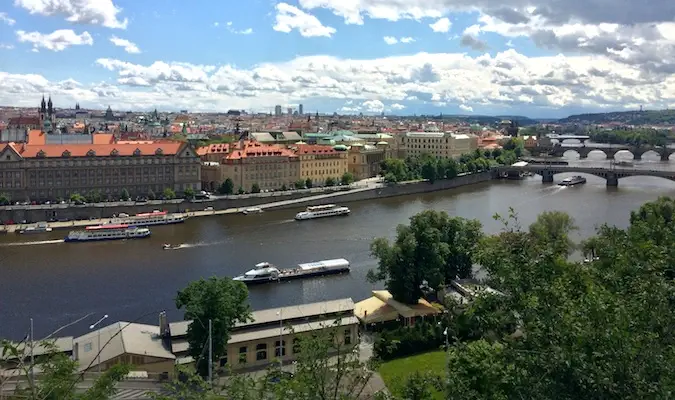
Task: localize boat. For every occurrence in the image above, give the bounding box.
[163,243,182,250]
[113,211,186,227]
[242,207,263,215]
[64,224,151,242]
[295,204,350,220]
[18,222,52,234]
[558,176,587,186]
[233,258,351,285]
[614,160,633,167]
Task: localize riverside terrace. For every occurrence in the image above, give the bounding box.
[495,164,675,186]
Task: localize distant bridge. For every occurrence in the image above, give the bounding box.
[495,165,675,187]
[548,134,590,143]
[542,144,675,160]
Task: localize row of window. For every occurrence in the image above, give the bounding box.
[28,176,172,187]
[302,169,345,177]
[23,157,198,168]
[29,167,174,178]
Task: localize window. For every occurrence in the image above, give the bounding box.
[292,338,302,354]
[344,329,352,345]
[83,342,92,352]
[238,346,248,364]
[275,340,286,357]
[86,149,96,157]
[256,343,267,361]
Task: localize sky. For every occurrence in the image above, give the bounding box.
[2,1,675,118]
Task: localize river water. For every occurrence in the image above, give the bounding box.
[2,154,675,340]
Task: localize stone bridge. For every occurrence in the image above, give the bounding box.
[548,144,675,160]
[495,165,675,187]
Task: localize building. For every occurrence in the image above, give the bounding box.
[299,104,304,115]
[274,105,282,116]
[291,144,349,185]
[249,131,303,146]
[168,298,358,371]
[355,290,440,327]
[199,140,299,192]
[400,132,478,159]
[347,143,388,180]
[0,130,201,202]
[287,107,293,116]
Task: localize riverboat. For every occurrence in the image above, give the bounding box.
[295,204,350,220]
[114,211,186,227]
[558,176,587,186]
[18,222,52,234]
[233,258,350,285]
[163,243,183,250]
[64,224,151,242]
[242,207,263,215]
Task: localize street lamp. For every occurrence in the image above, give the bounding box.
[276,310,283,369]
[89,314,109,373]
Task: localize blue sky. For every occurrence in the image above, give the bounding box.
[0,0,673,118]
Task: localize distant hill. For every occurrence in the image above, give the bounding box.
[557,110,675,125]
[421,114,539,126]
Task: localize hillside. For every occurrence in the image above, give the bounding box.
[420,114,539,126]
[558,110,675,125]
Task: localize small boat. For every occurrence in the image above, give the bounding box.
[18,222,52,234]
[614,160,633,167]
[242,207,263,215]
[233,258,351,285]
[163,243,182,250]
[558,176,587,186]
[295,204,350,220]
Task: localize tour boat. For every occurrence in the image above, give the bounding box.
[558,176,587,186]
[233,258,351,285]
[295,204,350,220]
[242,207,263,215]
[18,222,52,234]
[64,224,151,242]
[114,211,186,227]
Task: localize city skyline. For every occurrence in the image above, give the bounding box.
[1,0,675,118]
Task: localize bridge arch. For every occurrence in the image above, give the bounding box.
[562,149,581,159]
[587,149,608,159]
[614,150,636,160]
[528,171,609,181]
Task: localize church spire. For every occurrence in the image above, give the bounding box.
[47,95,53,116]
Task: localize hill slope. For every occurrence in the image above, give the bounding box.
[558,110,675,125]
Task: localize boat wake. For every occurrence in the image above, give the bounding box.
[165,239,228,250]
[0,239,65,246]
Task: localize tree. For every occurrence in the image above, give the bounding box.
[85,190,102,203]
[341,172,355,185]
[251,183,261,193]
[325,177,336,187]
[398,371,443,400]
[305,178,313,189]
[368,210,483,304]
[147,189,156,200]
[163,188,176,200]
[175,277,252,377]
[69,193,85,204]
[219,178,234,195]
[294,180,305,190]
[420,159,438,183]
[380,159,408,182]
[528,210,578,256]
[280,183,287,191]
[0,192,10,206]
[120,188,130,201]
[184,187,195,199]
[238,186,245,195]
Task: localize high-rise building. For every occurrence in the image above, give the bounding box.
[274,105,282,116]
[299,104,304,115]
[287,107,293,115]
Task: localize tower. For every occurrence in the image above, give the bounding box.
[39,96,46,122]
[47,96,53,119]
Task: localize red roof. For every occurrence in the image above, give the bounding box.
[8,116,40,126]
[225,141,296,161]
[294,144,338,155]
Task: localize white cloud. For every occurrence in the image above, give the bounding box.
[16,29,93,52]
[506,39,514,47]
[213,22,219,27]
[384,36,414,45]
[429,17,451,33]
[109,35,140,54]
[391,103,406,110]
[0,44,15,50]
[0,12,16,25]
[400,37,415,43]
[235,28,253,35]
[273,3,336,38]
[14,0,128,29]
[362,99,385,113]
[459,104,473,112]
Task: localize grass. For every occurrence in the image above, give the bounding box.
[377,350,446,399]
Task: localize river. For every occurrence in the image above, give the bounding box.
[2,155,675,340]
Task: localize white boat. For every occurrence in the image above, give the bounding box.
[64,224,151,242]
[113,211,186,227]
[558,176,587,186]
[19,222,52,234]
[242,207,263,215]
[295,204,350,220]
[163,243,183,250]
[233,258,351,285]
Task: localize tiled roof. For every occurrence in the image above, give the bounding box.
[8,116,40,126]
[226,141,296,160]
[16,142,185,158]
[294,144,338,155]
[197,143,231,155]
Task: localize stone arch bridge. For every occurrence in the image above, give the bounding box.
[495,165,675,187]
[548,144,675,160]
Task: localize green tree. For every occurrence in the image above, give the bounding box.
[341,172,355,185]
[69,193,85,203]
[147,189,156,200]
[305,178,313,188]
[280,183,287,191]
[384,172,398,184]
[0,192,10,206]
[183,187,195,199]
[238,186,245,195]
[368,210,483,304]
[162,188,176,200]
[325,177,336,186]
[294,180,305,189]
[380,158,408,182]
[175,277,252,377]
[218,178,234,195]
[399,371,443,400]
[251,183,261,193]
[420,158,438,183]
[85,190,102,203]
[120,188,130,201]
[528,210,578,256]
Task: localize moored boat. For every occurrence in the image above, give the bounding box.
[65,224,151,242]
[295,204,350,220]
[113,211,186,227]
[233,258,350,284]
[558,176,587,186]
[18,222,52,234]
[242,207,263,215]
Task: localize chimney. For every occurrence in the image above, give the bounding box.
[159,311,168,337]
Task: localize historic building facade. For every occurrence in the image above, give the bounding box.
[291,144,348,186]
[399,132,479,159]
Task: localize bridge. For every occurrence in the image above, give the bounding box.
[495,165,675,187]
[548,134,590,143]
[543,144,675,160]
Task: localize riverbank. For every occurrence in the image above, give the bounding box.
[0,172,493,234]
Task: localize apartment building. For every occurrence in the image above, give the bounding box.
[292,144,348,185]
[200,140,300,192]
[0,130,201,202]
[400,132,478,159]
[347,143,388,180]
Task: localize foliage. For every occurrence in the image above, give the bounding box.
[0,192,10,206]
[237,186,245,195]
[305,178,313,189]
[341,172,355,185]
[251,183,261,194]
[373,321,445,361]
[1,339,131,400]
[120,188,130,201]
[85,190,103,203]
[69,193,85,203]
[295,180,305,190]
[218,178,234,195]
[147,189,156,200]
[587,127,669,147]
[399,371,444,400]
[325,177,336,187]
[280,183,287,191]
[184,187,195,199]
[559,109,675,126]
[527,210,578,256]
[378,351,446,400]
[368,210,483,304]
[175,277,252,377]
[163,188,176,200]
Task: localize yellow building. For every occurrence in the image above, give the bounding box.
[169,298,359,371]
[347,143,388,180]
[400,132,478,159]
[291,144,348,186]
[199,140,300,192]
